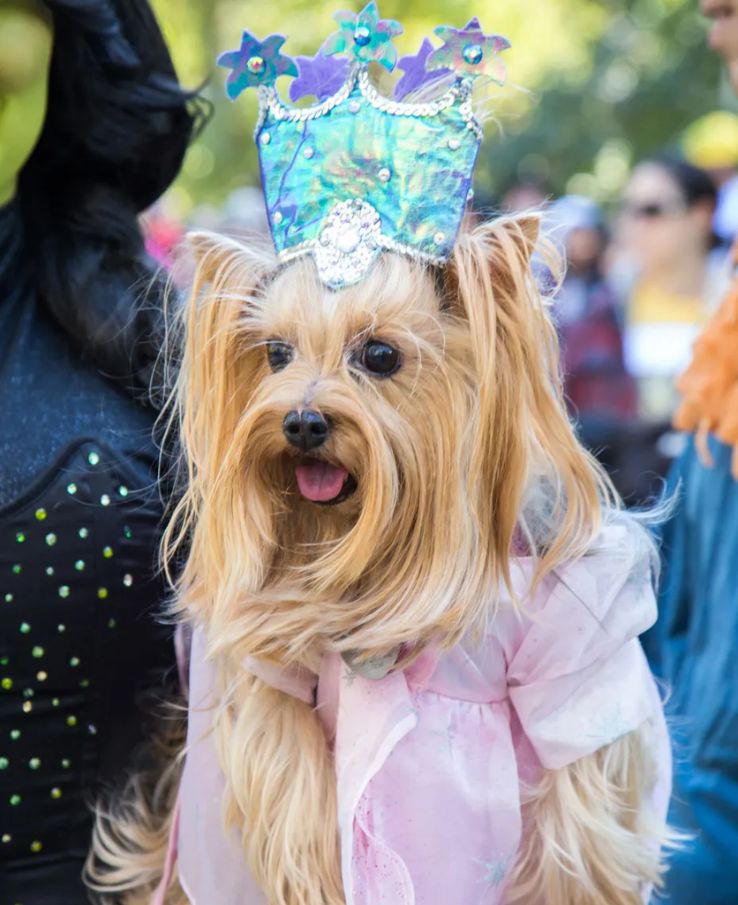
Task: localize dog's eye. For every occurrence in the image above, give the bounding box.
[266,341,293,372]
[360,340,401,377]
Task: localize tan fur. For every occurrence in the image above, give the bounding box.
[217,673,343,904]
[507,726,666,905]
[86,710,187,904]
[87,215,670,904]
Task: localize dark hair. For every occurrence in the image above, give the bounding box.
[647,156,718,209]
[17,0,207,400]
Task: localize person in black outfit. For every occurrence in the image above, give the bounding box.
[0,1,204,901]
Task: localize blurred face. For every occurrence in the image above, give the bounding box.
[567,227,603,272]
[0,0,53,204]
[620,164,713,273]
[702,0,738,91]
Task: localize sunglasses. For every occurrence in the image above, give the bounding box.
[622,200,687,220]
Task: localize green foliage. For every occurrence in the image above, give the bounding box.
[149,0,725,212]
[488,0,723,206]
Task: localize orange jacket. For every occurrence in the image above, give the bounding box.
[675,242,738,478]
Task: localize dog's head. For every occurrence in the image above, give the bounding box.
[167,216,607,661]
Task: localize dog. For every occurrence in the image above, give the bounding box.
[87,214,672,905]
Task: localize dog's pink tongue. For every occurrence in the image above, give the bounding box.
[295,461,348,502]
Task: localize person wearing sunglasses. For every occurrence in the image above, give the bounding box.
[617,157,724,425]
[640,3,738,903]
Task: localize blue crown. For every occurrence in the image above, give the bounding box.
[218,3,510,288]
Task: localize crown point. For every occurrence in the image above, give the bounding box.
[395,38,451,100]
[290,54,349,103]
[428,20,511,85]
[217,30,297,99]
[322,2,402,71]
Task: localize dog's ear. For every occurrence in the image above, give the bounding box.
[515,214,541,248]
[518,215,540,260]
[445,213,542,312]
[446,213,600,580]
[176,230,272,478]
[165,228,279,597]
[443,215,542,579]
[187,230,252,284]
[495,213,540,264]
[446,213,547,410]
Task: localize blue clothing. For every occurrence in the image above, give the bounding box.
[642,436,738,905]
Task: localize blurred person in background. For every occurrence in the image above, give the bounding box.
[0,1,201,902]
[683,110,738,248]
[548,196,652,501]
[641,1,738,902]
[499,178,548,214]
[615,158,724,424]
[550,194,636,426]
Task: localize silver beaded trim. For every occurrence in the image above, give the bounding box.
[378,234,446,268]
[254,64,483,141]
[457,79,484,141]
[280,238,444,272]
[357,67,457,117]
[256,68,356,136]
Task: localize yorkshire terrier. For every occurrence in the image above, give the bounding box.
[88,5,673,901]
[87,213,672,905]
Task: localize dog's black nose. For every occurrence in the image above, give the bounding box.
[283,409,330,451]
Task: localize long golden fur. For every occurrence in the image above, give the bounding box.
[87,214,671,904]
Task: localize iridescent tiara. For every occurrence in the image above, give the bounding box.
[218,2,510,289]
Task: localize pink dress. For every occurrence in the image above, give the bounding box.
[160,524,671,905]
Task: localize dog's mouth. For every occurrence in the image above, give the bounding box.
[294,459,358,505]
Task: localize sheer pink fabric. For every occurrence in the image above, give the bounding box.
[163,524,670,905]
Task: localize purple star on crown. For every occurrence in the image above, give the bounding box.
[217,31,298,100]
[394,38,451,101]
[289,54,350,103]
[428,17,511,84]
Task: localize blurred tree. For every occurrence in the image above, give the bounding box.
[149,0,723,214]
[487,0,723,208]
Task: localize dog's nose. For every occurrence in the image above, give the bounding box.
[282,409,330,451]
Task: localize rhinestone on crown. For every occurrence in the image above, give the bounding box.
[313,200,381,289]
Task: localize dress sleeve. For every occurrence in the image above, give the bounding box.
[506,524,663,771]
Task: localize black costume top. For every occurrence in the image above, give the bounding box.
[0,201,172,904]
